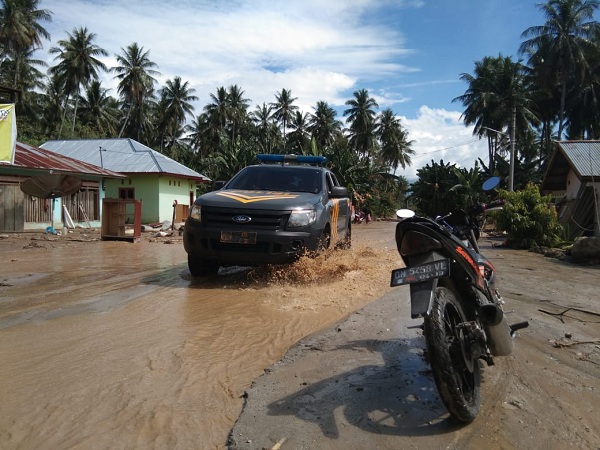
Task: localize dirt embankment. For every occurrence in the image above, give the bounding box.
[229,233,600,450]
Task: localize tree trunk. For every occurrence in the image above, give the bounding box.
[558,76,567,140]
[119,106,132,138]
[509,104,517,191]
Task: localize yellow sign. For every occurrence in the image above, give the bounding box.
[0,104,17,164]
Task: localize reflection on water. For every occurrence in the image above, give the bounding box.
[0,223,401,449]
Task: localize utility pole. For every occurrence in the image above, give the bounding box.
[482,126,514,191]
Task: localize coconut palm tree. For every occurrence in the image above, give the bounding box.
[270,88,298,147]
[204,86,229,143]
[286,111,311,154]
[161,77,197,124]
[308,100,342,151]
[249,102,280,153]
[1,47,46,116]
[158,76,197,149]
[226,84,250,147]
[112,42,160,139]
[0,0,52,89]
[454,55,537,188]
[184,113,213,158]
[561,39,600,139]
[49,27,108,136]
[344,89,379,157]
[519,0,600,140]
[39,73,63,137]
[376,108,415,172]
[78,80,119,136]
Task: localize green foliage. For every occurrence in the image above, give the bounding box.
[495,182,563,248]
[450,163,486,209]
[409,160,461,216]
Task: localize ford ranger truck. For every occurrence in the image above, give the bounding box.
[183,154,351,276]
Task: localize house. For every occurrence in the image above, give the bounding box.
[41,138,210,224]
[0,141,123,232]
[541,141,600,238]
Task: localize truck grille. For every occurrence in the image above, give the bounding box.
[202,206,288,229]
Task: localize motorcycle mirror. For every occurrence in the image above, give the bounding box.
[396,209,416,220]
[482,176,501,191]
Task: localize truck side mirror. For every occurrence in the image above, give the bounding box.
[212,181,226,191]
[330,186,348,198]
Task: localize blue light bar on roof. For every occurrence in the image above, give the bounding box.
[256,154,327,164]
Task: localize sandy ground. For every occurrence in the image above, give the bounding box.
[228,232,600,450]
[1,223,599,450]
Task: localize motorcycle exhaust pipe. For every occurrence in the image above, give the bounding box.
[479,304,514,356]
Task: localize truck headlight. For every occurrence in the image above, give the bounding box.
[288,209,316,228]
[189,204,202,221]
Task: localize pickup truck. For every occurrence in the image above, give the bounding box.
[183,154,352,276]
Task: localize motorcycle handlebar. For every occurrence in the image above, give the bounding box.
[484,199,506,210]
[470,199,505,215]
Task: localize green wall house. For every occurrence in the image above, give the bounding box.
[42,138,210,225]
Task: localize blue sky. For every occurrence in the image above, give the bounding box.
[38,0,581,180]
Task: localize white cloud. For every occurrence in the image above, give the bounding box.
[39,0,489,180]
[41,0,417,111]
[396,106,488,182]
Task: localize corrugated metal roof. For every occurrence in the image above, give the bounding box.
[41,138,210,182]
[1,141,123,177]
[558,141,600,178]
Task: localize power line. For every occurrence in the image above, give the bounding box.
[411,138,482,158]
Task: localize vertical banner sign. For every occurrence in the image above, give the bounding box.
[0,104,17,164]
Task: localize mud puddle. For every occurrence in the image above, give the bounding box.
[0,222,400,449]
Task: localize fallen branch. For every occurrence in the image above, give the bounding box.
[552,339,600,348]
[539,307,600,324]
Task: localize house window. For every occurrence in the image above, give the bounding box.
[119,188,135,199]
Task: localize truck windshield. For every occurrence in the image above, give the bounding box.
[226,166,322,193]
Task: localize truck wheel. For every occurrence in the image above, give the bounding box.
[317,227,331,254]
[188,254,219,277]
[338,222,352,249]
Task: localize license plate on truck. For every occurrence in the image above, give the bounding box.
[390,259,450,287]
[220,231,257,244]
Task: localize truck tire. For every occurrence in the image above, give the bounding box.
[337,221,352,249]
[188,254,219,277]
[317,227,331,253]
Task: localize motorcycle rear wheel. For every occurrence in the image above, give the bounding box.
[424,286,481,423]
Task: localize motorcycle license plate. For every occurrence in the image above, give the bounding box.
[390,259,450,287]
[220,231,257,244]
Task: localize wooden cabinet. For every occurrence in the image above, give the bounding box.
[101,198,142,242]
[174,203,189,223]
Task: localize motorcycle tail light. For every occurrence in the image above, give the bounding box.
[400,230,442,257]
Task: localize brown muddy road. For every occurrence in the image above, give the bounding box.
[1,222,599,450]
[0,223,399,449]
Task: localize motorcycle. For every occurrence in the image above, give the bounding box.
[390,179,528,423]
[353,211,365,224]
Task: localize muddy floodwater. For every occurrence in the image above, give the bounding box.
[0,223,399,449]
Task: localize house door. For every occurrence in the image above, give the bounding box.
[0,185,25,232]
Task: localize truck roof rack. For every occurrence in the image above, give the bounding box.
[256,154,328,166]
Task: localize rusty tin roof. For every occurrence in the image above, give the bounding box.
[1,141,123,178]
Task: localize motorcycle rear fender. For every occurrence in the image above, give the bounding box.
[408,251,445,319]
[397,219,483,290]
